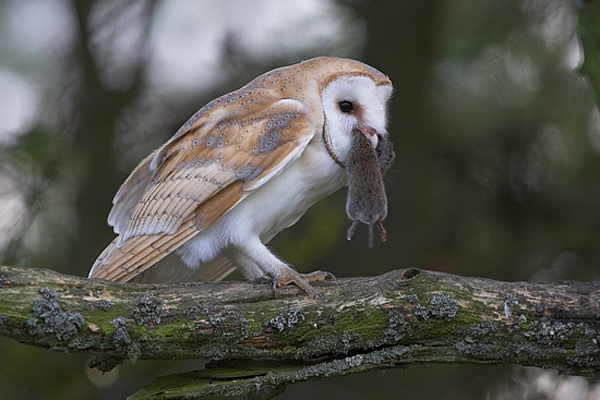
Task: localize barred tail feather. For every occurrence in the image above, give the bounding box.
[88,220,200,282]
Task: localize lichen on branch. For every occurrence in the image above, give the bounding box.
[0,265,599,398]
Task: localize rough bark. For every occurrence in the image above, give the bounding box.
[0,265,598,399]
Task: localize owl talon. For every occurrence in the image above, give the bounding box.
[272,269,337,300]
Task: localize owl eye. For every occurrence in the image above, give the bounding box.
[339,101,354,113]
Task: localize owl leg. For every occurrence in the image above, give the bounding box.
[229,239,336,299]
[225,249,264,280]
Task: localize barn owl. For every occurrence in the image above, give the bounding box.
[88,57,393,298]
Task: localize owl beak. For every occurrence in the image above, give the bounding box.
[358,126,379,149]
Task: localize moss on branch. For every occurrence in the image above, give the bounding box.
[0,265,599,398]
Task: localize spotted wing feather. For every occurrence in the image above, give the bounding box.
[89,97,314,282]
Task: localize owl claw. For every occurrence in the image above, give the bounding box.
[272,268,337,300]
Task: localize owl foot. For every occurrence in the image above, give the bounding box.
[272,268,337,300]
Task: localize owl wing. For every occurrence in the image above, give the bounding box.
[88,95,315,282]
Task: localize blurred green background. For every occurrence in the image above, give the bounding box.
[1,0,599,399]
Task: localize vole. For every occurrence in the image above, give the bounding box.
[345,129,395,248]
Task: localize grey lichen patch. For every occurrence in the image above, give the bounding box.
[110,317,131,348]
[273,354,363,382]
[569,337,600,369]
[504,293,519,307]
[68,335,95,351]
[404,294,419,304]
[26,288,84,341]
[199,342,234,361]
[257,345,412,392]
[470,321,498,338]
[182,305,201,319]
[413,304,429,320]
[130,294,163,326]
[266,310,305,333]
[102,316,161,366]
[94,299,112,311]
[524,318,573,346]
[507,337,544,360]
[429,294,459,320]
[455,322,500,356]
[182,304,227,326]
[240,318,249,331]
[382,313,408,342]
[455,340,494,356]
[110,316,141,363]
[367,344,411,364]
[346,354,364,367]
[413,293,459,321]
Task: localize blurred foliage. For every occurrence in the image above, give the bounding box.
[1,123,68,265]
[578,0,600,104]
[0,0,600,399]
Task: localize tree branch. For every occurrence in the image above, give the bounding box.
[0,265,598,399]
